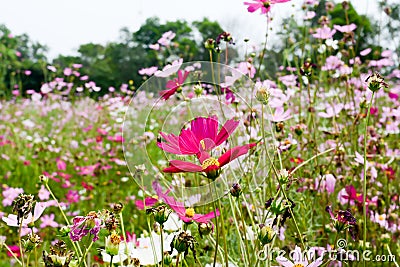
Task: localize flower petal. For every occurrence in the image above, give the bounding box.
[163,160,202,173]
[215,119,239,146]
[218,143,256,167]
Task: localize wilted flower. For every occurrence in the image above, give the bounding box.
[171,232,197,259]
[42,240,75,267]
[326,206,358,240]
[230,183,242,198]
[198,222,214,238]
[216,32,234,45]
[69,211,102,242]
[12,194,35,224]
[24,233,41,252]
[365,72,388,92]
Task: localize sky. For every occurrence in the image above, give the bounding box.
[0,0,381,59]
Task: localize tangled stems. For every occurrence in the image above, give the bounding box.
[363,92,375,265]
[79,240,94,267]
[44,182,84,262]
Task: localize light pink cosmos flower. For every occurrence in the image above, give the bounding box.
[40,214,59,228]
[360,48,371,56]
[244,0,291,14]
[154,58,183,78]
[236,61,256,78]
[38,185,50,200]
[312,26,336,39]
[276,245,323,267]
[268,107,292,122]
[315,174,336,194]
[138,66,158,76]
[149,43,160,50]
[304,11,316,20]
[2,202,46,227]
[318,103,344,118]
[333,23,357,33]
[2,186,24,207]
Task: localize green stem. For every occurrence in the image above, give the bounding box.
[45,183,83,259]
[79,240,94,267]
[212,199,219,267]
[110,255,113,267]
[4,243,23,266]
[18,222,25,267]
[119,213,129,264]
[161,225,164,267]
[363,92,375,265]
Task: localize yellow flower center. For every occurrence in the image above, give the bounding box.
[200,140,206,150]
[185,208,195,218]
[378,215,384,221]
[201,157,220,170]
[293,264,305,267]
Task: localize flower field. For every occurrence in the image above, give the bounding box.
[0,1,399,267]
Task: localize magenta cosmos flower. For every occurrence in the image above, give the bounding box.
[244,0,291,14]
[159,69,189,100]
[158,115,239,157]
[154,182,220,224]
[158,116,256,179]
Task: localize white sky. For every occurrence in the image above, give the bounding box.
[0,0,381,59]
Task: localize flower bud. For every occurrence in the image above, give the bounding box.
[147,205,171,225]
[39,175,49,184]
[204,39,215,50]
[230,183,242,198]
[198,222,214,238]
[24,233,40,252]
[255,86,270,105]
[193,84,203,96]
[258,224,275,245]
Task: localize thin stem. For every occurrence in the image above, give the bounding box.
[217,198,229,267]
[110,255,113,267]
[18,222,25,267]
[45,183,83,258]
[363,92,375,265]
[175,253,181,267]
[161,225,165,267]
[291,148,335,175]
[4,243,23,266]
[212,198,219,267]
[119,213,129,264]
[386,244,400,267]
[79,240,94,267]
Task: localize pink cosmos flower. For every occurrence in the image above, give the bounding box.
[268,107,292,122]
[315,174,336,194]
[149,43,160,50]
[2,186,24,206]
[244,0,291,14]
[56,158,67,171]
[360,48,371,56]
[312,26,336,39]
[152,182,220,224]
[236,61,256,78]
[38,185,50,200]
[159,70,189,100]
[159,116,256,179]
[66,190,80,203]
[40,214,59,228]
[63,68,72,76]
[163,143,256,179]
[164,197,219,224]
[333,23,357,33]
[158,115,239,157]
[154,58,183,78]
[135,197,159,210]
